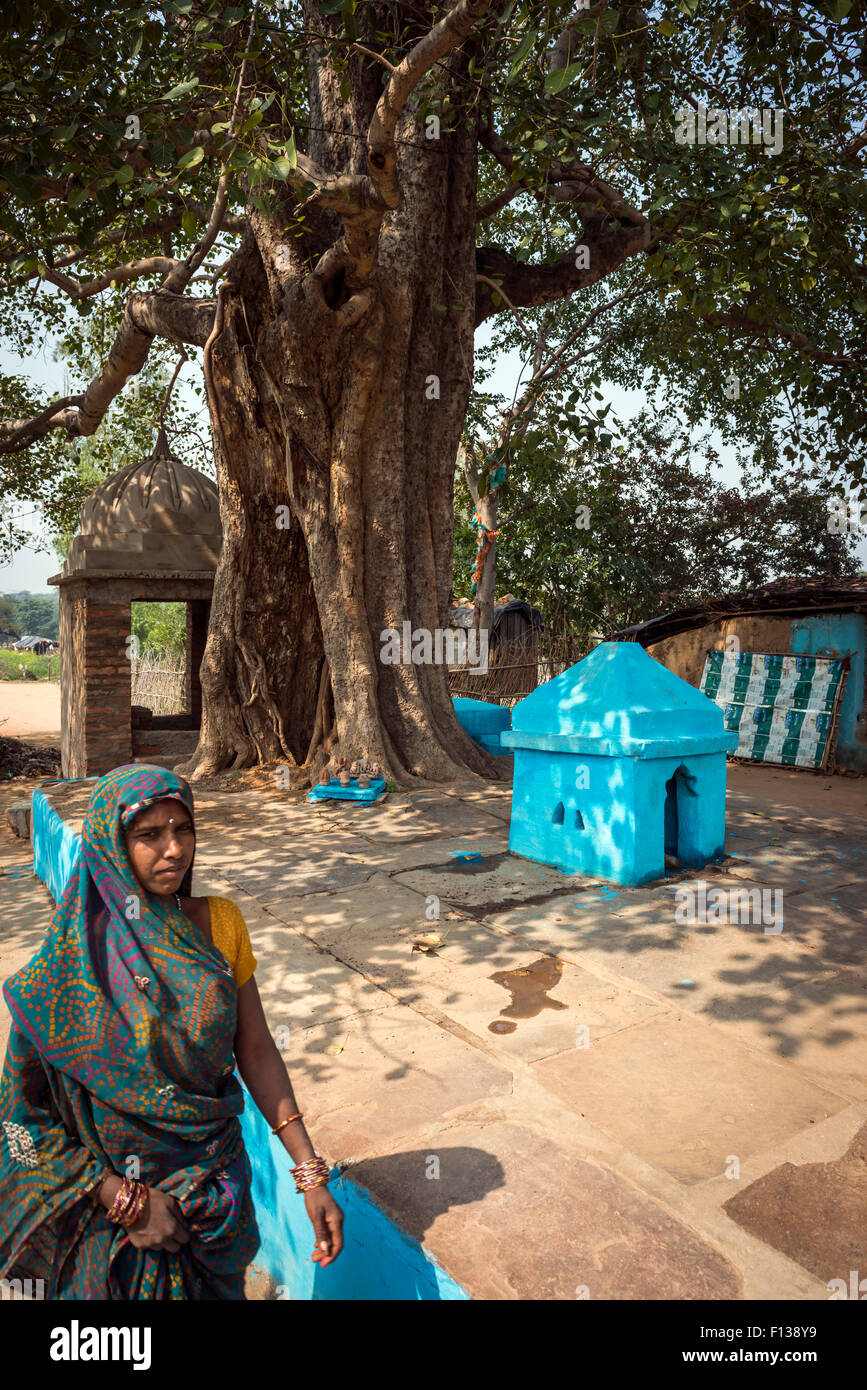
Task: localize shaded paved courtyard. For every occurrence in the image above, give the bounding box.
[1,769,865,1300]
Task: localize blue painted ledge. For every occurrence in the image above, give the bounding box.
[29,783,470,1301]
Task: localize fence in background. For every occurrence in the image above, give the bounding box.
[131,649,186,716]
[448,628,589,707]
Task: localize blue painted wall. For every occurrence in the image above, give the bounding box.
[452,697,512,756]
[789,612,867,774]
[242,1084,469,1300]
[29,784,471,1301]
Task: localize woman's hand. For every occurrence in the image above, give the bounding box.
[125,1188,191,1253]
[304,1185,344,1267]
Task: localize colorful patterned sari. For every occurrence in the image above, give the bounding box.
[0,764,260,1298]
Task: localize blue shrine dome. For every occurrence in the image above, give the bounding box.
[503,642,737,758]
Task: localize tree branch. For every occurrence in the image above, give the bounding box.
[0,16,258,451]
[476,181,525,222]
[0,394,83,451]
[42,257,179,301]
[700,307,864,371]
[478,120,647,228]
[475,274,537,341]
[367,0,496,210]
[475,219,648,326]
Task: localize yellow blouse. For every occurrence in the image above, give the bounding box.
[206,896,257,989]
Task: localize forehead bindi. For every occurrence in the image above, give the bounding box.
[130,804,193,833]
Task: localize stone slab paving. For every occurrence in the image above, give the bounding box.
[392,853,595,916]
[760,894,867,971]
[308,790,508,845]
[268,998,514,1163]
[0,871,51,1061]
[722,1120,867,1287]
[483,885,867,1102]
[2,772,866,1299]
[531,1012,851,1185]
[347,1119,744,1300]
[440,780,515,823]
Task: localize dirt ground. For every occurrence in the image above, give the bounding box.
[0,679,61,745]
[725,761,867,819]
[2,678,866,816]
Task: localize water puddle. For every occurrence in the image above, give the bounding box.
[487,955,568,1033]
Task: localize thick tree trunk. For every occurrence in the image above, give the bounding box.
[177,241,326,780]
[179,27,500,785]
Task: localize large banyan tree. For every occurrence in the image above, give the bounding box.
[1,1,864,782]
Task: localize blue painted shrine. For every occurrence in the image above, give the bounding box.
[501,642,738,886]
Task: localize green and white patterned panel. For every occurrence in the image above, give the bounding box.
[700,651,845,768]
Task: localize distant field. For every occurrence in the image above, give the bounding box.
[0,649,58,681]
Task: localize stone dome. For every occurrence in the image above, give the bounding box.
[64,428,222,576]
[78,428,220,538]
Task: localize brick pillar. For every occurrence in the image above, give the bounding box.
[80,595,133,776]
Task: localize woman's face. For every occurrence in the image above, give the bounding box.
[123,797,195,900]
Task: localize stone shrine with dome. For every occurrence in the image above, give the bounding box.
[47,429,222,777]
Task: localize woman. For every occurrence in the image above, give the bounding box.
[0,763,344,1298]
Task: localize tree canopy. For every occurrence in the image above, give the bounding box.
[455,409,861,637]
[0,0,864,779]
[1,2,864,481]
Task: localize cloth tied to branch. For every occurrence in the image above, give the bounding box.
[470,509,500,594]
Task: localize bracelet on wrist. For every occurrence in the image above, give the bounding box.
[105,1177,149,1228]
[291,1156,331,1194]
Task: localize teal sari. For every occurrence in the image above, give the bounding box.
[0,764,260,1298]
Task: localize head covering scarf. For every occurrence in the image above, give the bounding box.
[0,764,260,1299]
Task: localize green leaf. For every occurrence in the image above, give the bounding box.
[318,0,348,11]
[283,130,297,169]
[657,19,677,36]
[115,163,134,183]
[161,78,199,101]
[509,31,535,78]
[176,146,205,170]
[181,208,198,239]
[545,59,583,94]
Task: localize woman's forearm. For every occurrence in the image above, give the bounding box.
[96,1172,123,1210]
[236,1042,318,1166]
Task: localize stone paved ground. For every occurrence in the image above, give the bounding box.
[1,770,865,1300]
